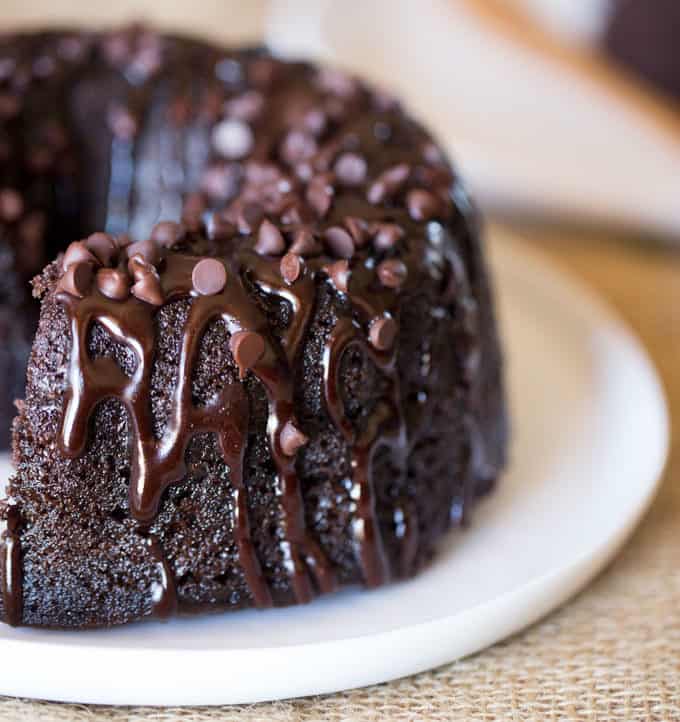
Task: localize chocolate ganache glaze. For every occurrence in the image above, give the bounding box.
[0,28,506,628]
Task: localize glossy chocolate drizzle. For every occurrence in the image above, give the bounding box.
[1,506,22,626]
[0,30,494,625]
[53,252,341,613]
[321,263,408,587]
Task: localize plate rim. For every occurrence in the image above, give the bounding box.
[0,231,669,705]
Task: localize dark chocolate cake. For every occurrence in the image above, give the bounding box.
[0,27,507,628]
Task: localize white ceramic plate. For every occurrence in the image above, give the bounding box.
[0,229,668,705]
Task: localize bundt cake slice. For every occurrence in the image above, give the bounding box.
[0,53,506,630]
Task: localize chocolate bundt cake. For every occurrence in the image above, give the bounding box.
[0,27,507,628]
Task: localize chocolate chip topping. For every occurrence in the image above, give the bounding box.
[289,228,321,257]
[343,216,369,247]
[192,258,227,296]
[406,189,440,221]
[306,174,334,218]
[126,238,162,267]
[63,241,99,270]
[58,261,94,298]
[280,130,317,165]
[212,118,254,160]
[280,252,302,284]
[255,219,286,256]
[377,259,408,289]
[236,203,264,234]
[372,222,405,251]
[280,420,309,456]
[150,221,183,248]
[115,233,133,250]
[325,259,351,293]
[229,330,265,379]
[0,35,505,629]
[369,316,398,350]
[207,212,238,242]
[131,272,163,306]
[333,152,367,186]
[85,232,117,266]
[367,163,410,204]
[0,188,23,222]
[127,254,153,282]
[323,226,354,259]
[96,268,130,301]
[108,105,137,140]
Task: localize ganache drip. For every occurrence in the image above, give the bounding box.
[56,250,339,612]
[0,31,493,624]
[1,506,22,627]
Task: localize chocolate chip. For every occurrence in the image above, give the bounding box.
[182,209,205,236]
[202,163,241,200]
[215,57,242,85]
[423,141,446,165]
[96,268,130,301]
[289,228,321,257]
[369,316,398,350]
[406,189,441,221]
[63,241,99,271]
[317,67,358,97]
[280,203,304,226]
[207,212,237,242]
[192,258,227,295]
[108,105,137,141]
[255,219,286,256]
[126,238,162,267]
[236,202,264,234]
[127,254,155,282]
[280,420,309,456]
[306,174,334,218]
[224,90,264,121]
[344,216,370,247]
[280,252,302,284]
[131,272,164,306]
[212,118,254,160]
[302,108,327,136]
[367,163,410,204]
[248,57,278,88]
[325,259,351,294]
[280,130,317,165]
[377,259,408,289]
[151,221,183,248]
[333,152,367,186]
[0,189,23,222]
[85,232,117,266]
[58,262,93,298]
[229,330,265,379]
[324,226,354,259]
[372,222,405,251]
[373,87,398,112]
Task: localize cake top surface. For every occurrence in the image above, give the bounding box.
[0,27,503,629]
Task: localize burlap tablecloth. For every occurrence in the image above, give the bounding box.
[0,225,678,721]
